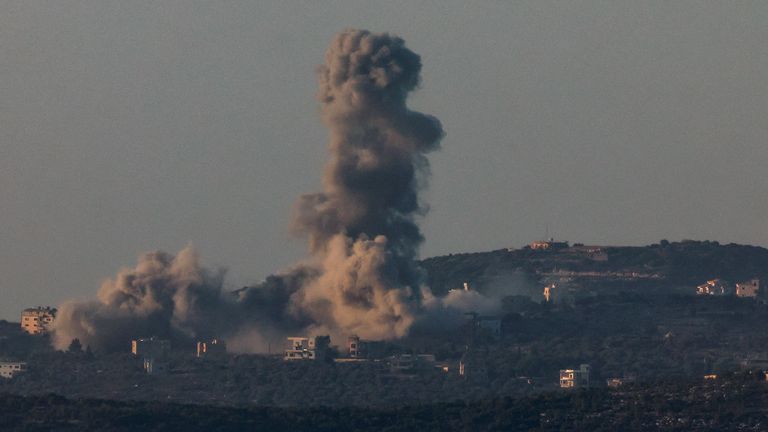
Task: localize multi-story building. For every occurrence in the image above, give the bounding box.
[0,361,27,379]
[20,307,57,335]
[560,364,590,389]
[346,335,385,359]
[196,338,226,358]
[736,279,760,298]
[283,336,330,361]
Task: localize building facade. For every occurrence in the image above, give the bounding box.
[530,239,569,251]
[283,336,330,361]
[347,335,385,359]
[736,279,760,298]
[560,364,591,389]
[0,361,27,379]
[20,307,57,335]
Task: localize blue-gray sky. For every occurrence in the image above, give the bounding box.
[1,1,766,320]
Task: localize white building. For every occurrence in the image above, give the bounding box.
[736,279,760,298]
[20,307,57,335]
[0,361,27,379]
[560,364,590,389]
[283,336,330,361]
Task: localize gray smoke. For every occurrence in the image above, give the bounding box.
[52,29,495,351]
[289,29,443,339]
[52,246,231,351]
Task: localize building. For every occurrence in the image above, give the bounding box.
[20,307,57,335]
[736,279,760,298]
[696,279,732,296]
[530,239,569,251]
[347,335,385,359]
[0,361,27,379]
[283,336,330,361]
[131,337,170,359]
[560,364,590,389]
[196,338,226,358]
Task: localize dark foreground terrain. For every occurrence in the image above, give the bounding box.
[3,372,768,431]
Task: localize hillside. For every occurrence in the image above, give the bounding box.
[421,240,768,297]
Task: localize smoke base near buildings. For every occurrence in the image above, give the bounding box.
[51,29,497,352]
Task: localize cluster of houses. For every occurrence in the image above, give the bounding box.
[696,278,760,298]
[8,273,766,388]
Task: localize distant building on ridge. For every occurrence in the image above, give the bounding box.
[530,238,569,251]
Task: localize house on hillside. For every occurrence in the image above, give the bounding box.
[530,239,569,251]
[736,279,760,298]
[560,364,590,389]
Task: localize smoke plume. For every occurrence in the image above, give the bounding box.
[290,29,443,339]
[52,246,230,351]
[52,29,493,352]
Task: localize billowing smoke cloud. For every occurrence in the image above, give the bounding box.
[289,29,443,339]
[52,246,231,351]
[52,29,493,352]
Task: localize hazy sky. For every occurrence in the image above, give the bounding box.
[1,1,766,320]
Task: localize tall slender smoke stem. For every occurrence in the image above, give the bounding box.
[291,29,443,339]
